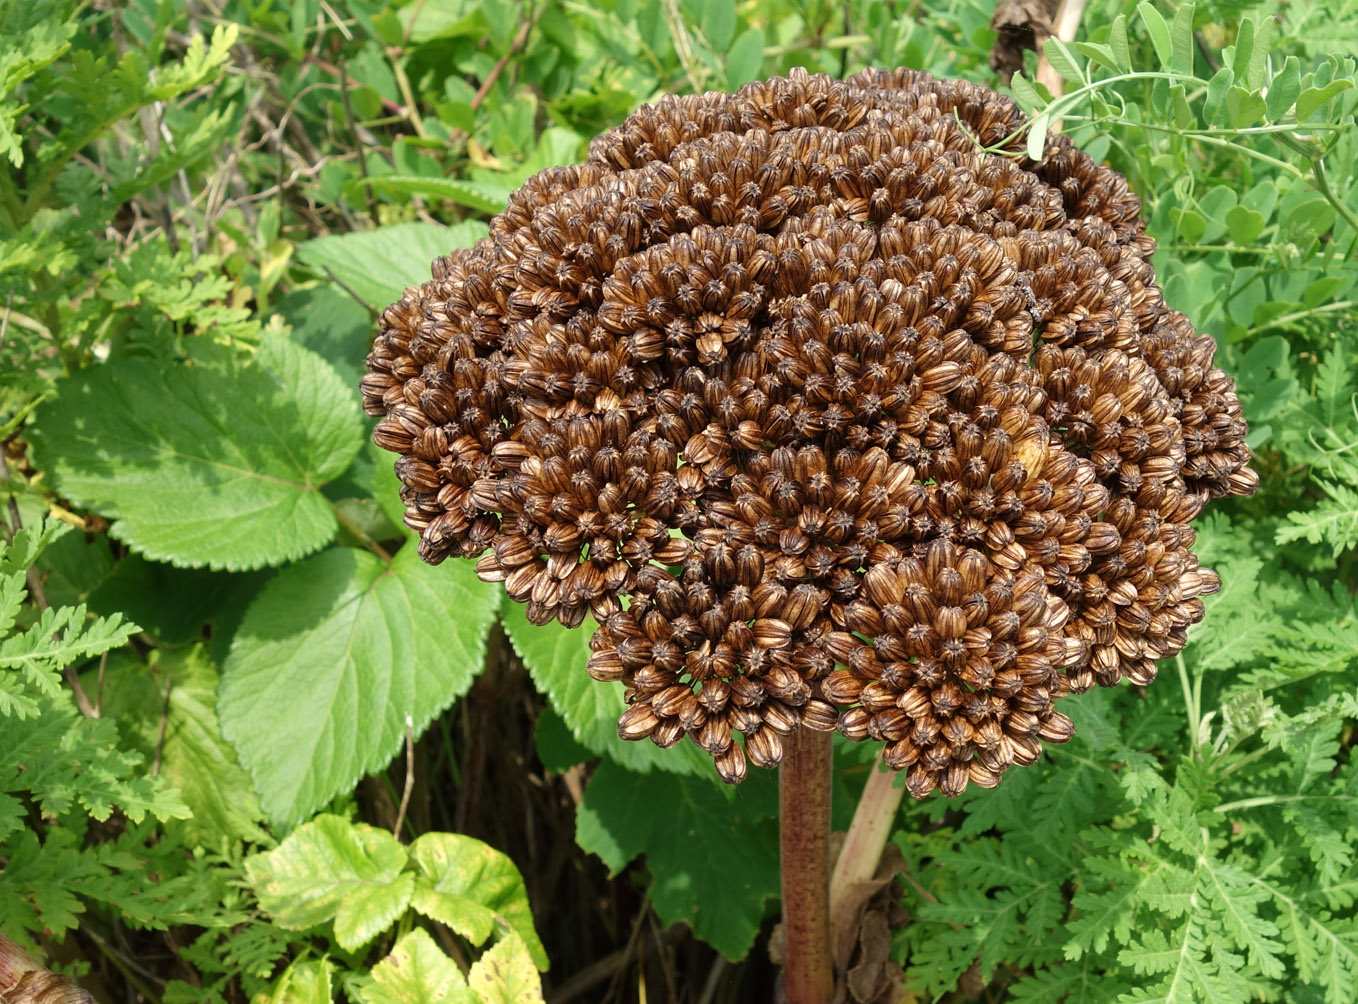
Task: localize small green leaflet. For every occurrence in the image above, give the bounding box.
[246,814,415,951]
[500,598,714,777]
[29,335,363,572]
[358,930,473,1004]
[1170,2,1196,75]
[219,544,499,826]
[1138,3,1174,69]
[1296,79,1355,122]
[1043,37,1084,85]
[575,759,780,959]
[408,832,548,970]
[297,220,489,309]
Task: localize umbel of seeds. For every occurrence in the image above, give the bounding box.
[362,68,1257,796]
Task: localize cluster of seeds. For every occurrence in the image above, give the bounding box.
[363,68,1255,793]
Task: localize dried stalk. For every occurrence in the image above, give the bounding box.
[779,728,834,1004]
[828,764,905,955]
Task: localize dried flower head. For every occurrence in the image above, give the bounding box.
[363,68,1256,794]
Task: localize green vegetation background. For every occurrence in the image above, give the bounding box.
[1,0,1356,1001]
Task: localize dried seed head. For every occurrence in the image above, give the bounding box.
[366,67,1254,789]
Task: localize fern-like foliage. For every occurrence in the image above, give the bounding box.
[0,520,196,946]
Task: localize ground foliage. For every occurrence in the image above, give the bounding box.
[1,0,1356,1001]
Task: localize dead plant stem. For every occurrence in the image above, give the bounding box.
[779,728,834,1004]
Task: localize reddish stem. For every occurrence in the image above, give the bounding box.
[779,728,834,1004]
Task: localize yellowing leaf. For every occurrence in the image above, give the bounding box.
[467,935,544,1004]
[245,815,413,952]
[358,930,472,1004]
[408,833,548,971]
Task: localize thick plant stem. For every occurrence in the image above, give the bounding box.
[828,765,906,954]
[779,728,834,1004]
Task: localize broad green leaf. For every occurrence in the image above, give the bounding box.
[245,814,414,951]
[1043,37,1084,85]
[1296,80,1354,122]
[575,760,780,959]
[87,555,269,646]
[1173,208,1207,243]
[467,934,545,1004]
[1171,84,1195,128]
[275,283,375,389]
[725,28,764,89]
[408,832,548,971]
[95,647,267,844]
[297,220,489,309]
[500,598,713,777]
[358,930,472,1004]
[219,544,499,826]
[29,335,362,572]
[1138,3,1173,69]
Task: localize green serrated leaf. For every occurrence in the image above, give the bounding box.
[219,544,499,826]
[358,930,472,1004]
[29,335,362,572]
[297,220,490,310]
[408,832,548,971]
[575,760,779,959]
[246,814,413,951]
